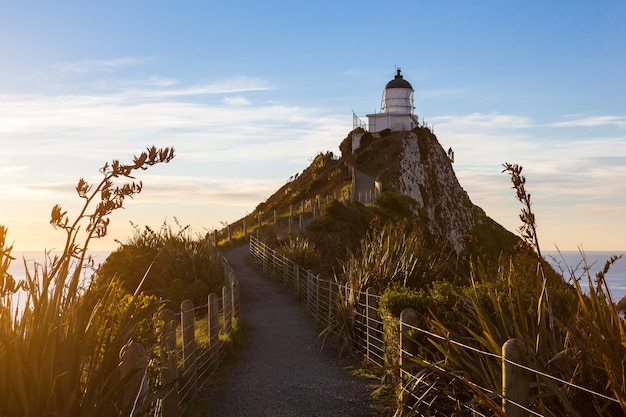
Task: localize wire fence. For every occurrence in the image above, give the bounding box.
[249,234,624,416]
[120,256,240,417]
[212,172,381,247]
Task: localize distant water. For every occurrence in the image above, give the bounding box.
[6,251,111,281]
[4,251,111,313]
[545,250,626,302]
[5,250,626,303]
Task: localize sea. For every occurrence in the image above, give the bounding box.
[3,250,626,304]
[4,251,111,312]
[544,250,626,302]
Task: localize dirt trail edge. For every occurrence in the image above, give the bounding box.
[206,243,376,417]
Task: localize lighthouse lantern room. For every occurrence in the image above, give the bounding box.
[367,68,419,133]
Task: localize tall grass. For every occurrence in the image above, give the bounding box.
[384,163,626,415]
[95,219,225,309]
[0,146,174,416]
[277,234,321,270]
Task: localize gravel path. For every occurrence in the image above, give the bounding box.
[206,243,376,417]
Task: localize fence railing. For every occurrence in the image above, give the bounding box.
[119,257,240,417]
[250,234,385,369]
[248,234,622,416]
[213,172,380,246]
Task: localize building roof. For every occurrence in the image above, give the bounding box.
[385,68,413,89]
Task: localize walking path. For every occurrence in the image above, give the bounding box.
[206,243,376,416]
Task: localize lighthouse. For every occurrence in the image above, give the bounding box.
[367,68,419,133]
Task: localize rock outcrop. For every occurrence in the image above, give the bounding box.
[392,130,480,253]
[343,127,495,254]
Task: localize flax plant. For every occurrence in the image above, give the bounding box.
[0,146,174,417]
[277,234,321,270]
[330,220,451,352]
[394,163,625,416]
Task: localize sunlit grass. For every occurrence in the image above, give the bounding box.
[0,147,175,416]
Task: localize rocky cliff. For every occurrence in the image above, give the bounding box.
[342,127,509,255]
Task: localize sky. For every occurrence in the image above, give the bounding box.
[0,1,625,252]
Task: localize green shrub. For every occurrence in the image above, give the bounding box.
[95,220,225,308]
[277,234,321,270]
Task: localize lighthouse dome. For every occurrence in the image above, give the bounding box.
[385,69,413,89]
[381,68,414,114]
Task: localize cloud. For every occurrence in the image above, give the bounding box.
[114,76,272,98]
[551,115,626,128]
[143,76,179,87]
[53,57,149,74]
[223,95,252,106]
[432,112,534,130]
[0,91,345,167]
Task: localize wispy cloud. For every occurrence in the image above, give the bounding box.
[551,115,626,128]
[53,56,149,74]
[116,76,272,98]
[432,112,534,130]
[142,76,179,87]
[0,82,347,250]
[223,95,252,106]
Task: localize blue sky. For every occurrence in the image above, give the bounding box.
[1,1,625,251]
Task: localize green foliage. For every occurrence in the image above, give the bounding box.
[339,220,454,294]
[95,219,225,308]
[0,147,175,417]
[277,234,321,270]
[307,200,377,270]
[375,191,417,219]
[380,163,626,416]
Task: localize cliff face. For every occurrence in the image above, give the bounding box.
[345,127,497,254]
[392,130,478,253]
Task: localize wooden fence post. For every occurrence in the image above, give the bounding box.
[232,277,240,319]
[181,299,197,400]
[306,270,313,315]
[365,287,378,364]
[208,293,220,369]
[328,279,334,327]
[502,338,529,417]
[400,308,419,363]
[119,341,148,416]
[400,308,419,407]
[159,308,179,417]
[223,285,233,335]
[294,264,301,300]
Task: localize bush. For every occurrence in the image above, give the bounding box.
[95,220,225,308]
[277,234,321,270]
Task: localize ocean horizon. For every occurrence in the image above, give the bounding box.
[544,250,626,302]
[5,249,626,302]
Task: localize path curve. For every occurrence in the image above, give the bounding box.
[206,243,375,416]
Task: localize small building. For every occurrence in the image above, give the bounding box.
[367,69,419,133]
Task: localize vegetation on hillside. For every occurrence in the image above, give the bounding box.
[94,219,225,309]
[250,131,625,415]
[0,147,175,416]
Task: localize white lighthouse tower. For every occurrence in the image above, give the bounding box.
[367,68,419,133]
